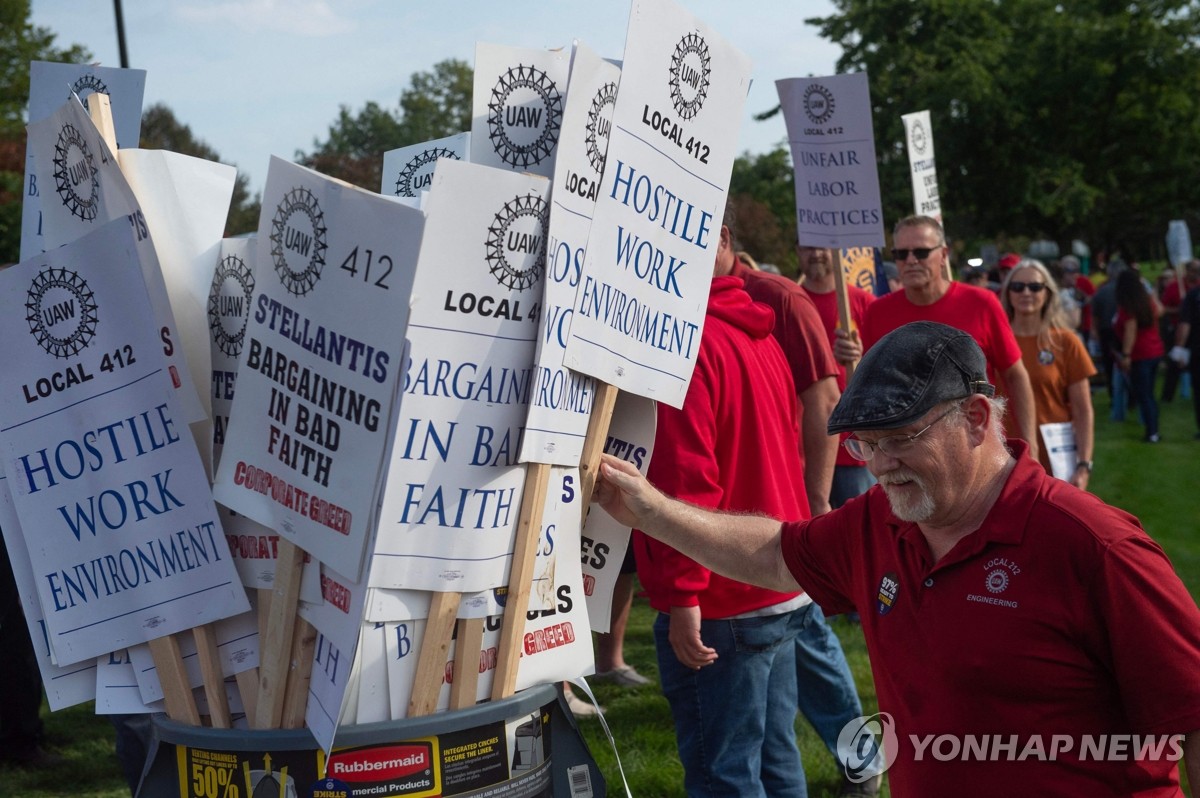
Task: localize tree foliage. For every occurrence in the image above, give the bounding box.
[728,148,799,275]
[0,0,90,263]
[140,103,260,235]
[299,58,472,191]
[806,0,1200,259]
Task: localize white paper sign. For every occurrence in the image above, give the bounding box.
[519,44,617,465]
[901,109,942,221]
[126,608,258,703]
[0,220,249,666]
[306,631,356,755]
[355,622,390,725]
[562,0,752,408]
[120,149,239,475]
[95,648,165,714]
[213,157,423,581]
[471,44,569,178]
[371,159,548,592]
[1167,220,1193,267]
[581,393,655,632]
[381,132,470,199]
[777,73,885,249]
[0,474,97,709]
[26,96,206,423]
[22,61,146,262]
[1039,422,1077,482]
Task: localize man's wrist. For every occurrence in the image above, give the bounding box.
[1076,460,1094,473]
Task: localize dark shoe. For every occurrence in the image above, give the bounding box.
[2,746,65,769]
[840,774,882,796]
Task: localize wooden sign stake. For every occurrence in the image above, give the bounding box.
[832,249,858,380]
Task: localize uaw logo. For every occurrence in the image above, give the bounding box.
[485,193,548,292]
[803,83,836,125]
[26,267,99,359]
[486,64,563,169]
[394,147,459,198]
[269,186,327,297]
[207,252,255,357]
[52,123,100,221]
[909,118,928,156]
[70,74,109,111]
[586,81,618,175]
[876,571,900,616]
[984,557,1020,594]
[669,33,711,120]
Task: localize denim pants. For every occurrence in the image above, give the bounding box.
[655,607,808,798]
[1130,358,1161,437]
[794,604,879,779]
[830,465,877,510]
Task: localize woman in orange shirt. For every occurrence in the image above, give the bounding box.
[1001,259,1097,488]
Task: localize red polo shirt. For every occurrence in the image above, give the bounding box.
[780,442,1200,796]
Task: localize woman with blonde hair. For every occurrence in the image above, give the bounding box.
[1001,258,1097,488]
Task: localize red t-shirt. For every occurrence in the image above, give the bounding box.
[779,442,1200,796]
[635,276,806,617]
[802,284,874,466]
[861,281,1023,393]
[1074,274,1097,332]
[1115,308,1165,361]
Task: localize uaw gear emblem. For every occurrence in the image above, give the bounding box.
[26,267,99,359]
[803,83,836,125]
[52,123,100,222]
[487,64,563,169]
[269,186,327,297]
[876,572,900,616]
[70,74,109,110]
[909,119,928,155]
[485,193,548,292]
[395,147,459,198]
[207,253,255,358]
[669,33,711,120]
[585,81,618,175]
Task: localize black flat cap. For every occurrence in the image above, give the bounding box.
[827,321,995,434]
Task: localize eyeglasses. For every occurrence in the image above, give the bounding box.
[843,404,961,462]
[891,247,937,261]
[1008,281,1046,293]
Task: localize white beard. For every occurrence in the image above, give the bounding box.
[878,467,936,522]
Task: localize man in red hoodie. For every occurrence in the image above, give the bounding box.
[633,219,876,796]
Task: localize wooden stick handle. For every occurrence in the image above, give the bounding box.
[832,249,857,381]
[254,540,305,728]
[192,625,232,728]
[408,591,461,717]
[149,635,201,726]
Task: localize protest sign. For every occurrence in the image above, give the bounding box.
[26,96,205,423]
[562,0,752,408]
[520,43,619,465]
[371,158,548,593]
[777,73,885,249]
[22,61,146,262]
[213,157,423,581]
[0,474,97,709]
[901,109,942,222]
[1167,220,1193,267]
[121,149,238,476]
[305,630,357,753]
[471,43,569,178]
[382,132,470,199]
[95,649,164,714]
[0,219,249,666]
[126,608,258,703]
[841,247,881,294]
[580,393,655,632]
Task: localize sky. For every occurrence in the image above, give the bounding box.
[29,0,842,197]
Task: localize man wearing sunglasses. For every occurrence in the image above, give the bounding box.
[836,216,1040,462]
[596,321,1200,797]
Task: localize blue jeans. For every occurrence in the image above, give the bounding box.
[795,604,877,778]
[830,465,876,509]
[654,608,808,798]
[1130,358,1161,437]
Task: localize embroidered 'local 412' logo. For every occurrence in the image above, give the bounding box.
[208,252,255,357]
[487,64,563,170]
[26,266,99,358]
[394,147,459,198]
[269,186,328,297]
[52,123,100,222]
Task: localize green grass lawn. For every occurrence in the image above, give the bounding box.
[7,383,1198,797]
